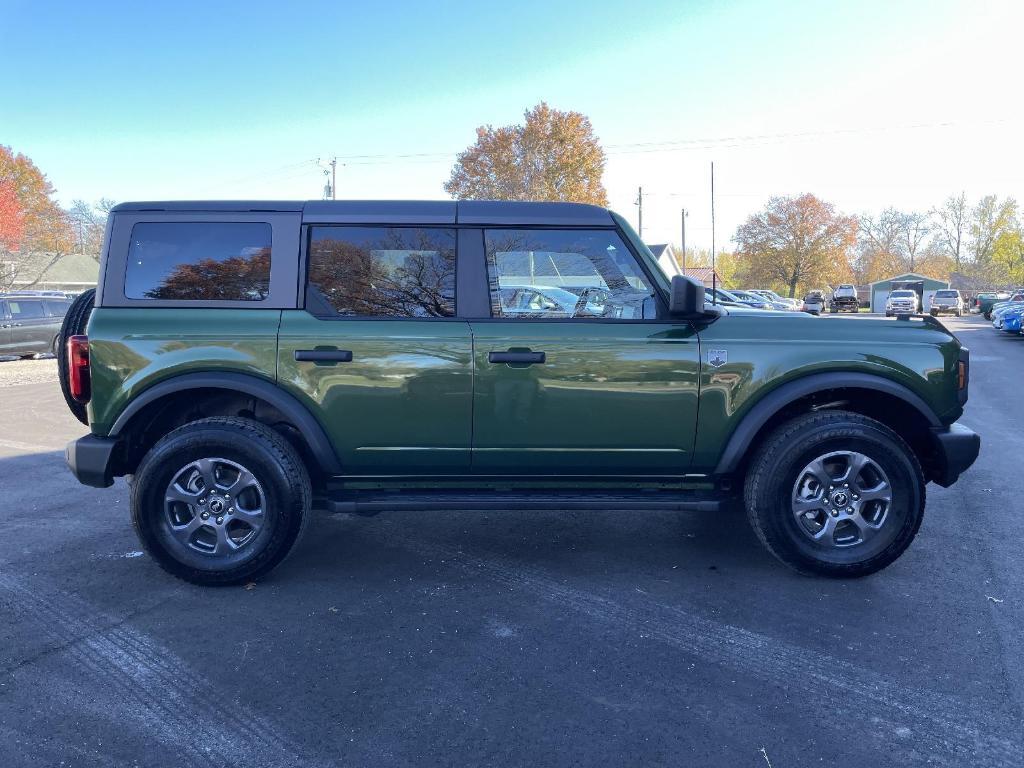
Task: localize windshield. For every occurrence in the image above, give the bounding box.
[935,290,958,298]
[890,290,915,298]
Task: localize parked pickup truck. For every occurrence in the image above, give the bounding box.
[60,200,979,585]
[829,284,859,313]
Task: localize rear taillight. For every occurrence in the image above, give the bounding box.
[68,335,91,404]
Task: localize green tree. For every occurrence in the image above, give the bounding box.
[444,102,608,205]
[970,195,1016,266]
[734,194,856,298]
[991,201,1024,286]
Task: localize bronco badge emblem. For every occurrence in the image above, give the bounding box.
[708,349,728,368]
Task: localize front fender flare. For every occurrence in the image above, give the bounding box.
[713,371,942,475]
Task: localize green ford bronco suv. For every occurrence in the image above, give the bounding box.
[61,200,979,585]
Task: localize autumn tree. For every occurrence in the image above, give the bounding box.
[444,103,608,205]
[0,181,23,252]
[855,208,906,282]
[68,198,117,259]
[901,211,931,272]
[0,145,73,291]
[932,192,968,268]
[145,250,271,301]
[734,194,856,298]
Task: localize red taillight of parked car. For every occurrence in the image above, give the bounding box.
[68,335,91,403]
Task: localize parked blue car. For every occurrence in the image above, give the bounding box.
[1001,306,1024,333]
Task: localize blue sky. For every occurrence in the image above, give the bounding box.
[1,0,1020,249]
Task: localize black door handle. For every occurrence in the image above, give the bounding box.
[488,351,545,365]
[294,349,353,363]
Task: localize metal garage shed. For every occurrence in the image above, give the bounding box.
[869,272,950,313]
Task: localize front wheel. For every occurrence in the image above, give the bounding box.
[131,417,311,585]
[744,411,925,577]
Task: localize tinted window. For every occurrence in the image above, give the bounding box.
[485,229,656,320]
[8,300,45,319]
[125,222,272,301]
[306,227,456,318]
[935,290,958,297]
[44,299,71,317]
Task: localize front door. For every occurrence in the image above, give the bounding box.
[0,301,12,354]
[277,225,473,475]
[469,227,700,476]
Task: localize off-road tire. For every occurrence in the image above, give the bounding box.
[131,417,312,586]
[744,410,925,578]
[57,288,95,424]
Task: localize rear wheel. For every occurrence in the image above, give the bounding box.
[744,411,925,577]
[57,289,95,424]
[131,417,311,585]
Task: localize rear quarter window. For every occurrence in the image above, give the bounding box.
[44,299,71,317]
[124,222,272,301]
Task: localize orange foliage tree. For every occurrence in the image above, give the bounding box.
[0,145,73,291]
[734,194,857,298]
[445,103,608,206]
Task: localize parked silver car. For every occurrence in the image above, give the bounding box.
[801,291,825,315]
[0,294,71,357]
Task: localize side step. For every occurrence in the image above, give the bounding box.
[325,489,722,515]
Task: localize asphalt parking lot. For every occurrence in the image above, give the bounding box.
[0,314,1021,767]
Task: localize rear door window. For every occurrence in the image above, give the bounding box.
[306,226,457,318]
[9,300,45,319]
[124,222,272,301]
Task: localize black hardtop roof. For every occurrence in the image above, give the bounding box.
[110,200,615,226]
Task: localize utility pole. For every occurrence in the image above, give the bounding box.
[680,208,688,273]
[318,157,338,200]
[635,186,643,238]
[711,162,717,300]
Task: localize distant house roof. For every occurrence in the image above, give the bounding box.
[682,267,723,287]
[868,272,949,289]
[10,253,100,288]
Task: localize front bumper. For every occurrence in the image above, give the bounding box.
[929,423,980,488]
[66,434,119,488]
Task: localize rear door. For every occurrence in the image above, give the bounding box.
[468,227,701,475]
[7,299,51,353]
[277,224,473,475]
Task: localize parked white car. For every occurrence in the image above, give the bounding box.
[885,289,920,316]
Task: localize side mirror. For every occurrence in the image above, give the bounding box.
[669,274,705,317]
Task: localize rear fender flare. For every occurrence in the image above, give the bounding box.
[109,372,342,475]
